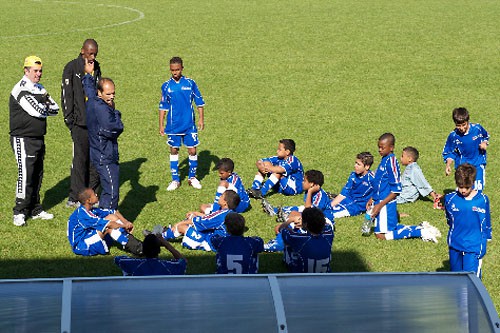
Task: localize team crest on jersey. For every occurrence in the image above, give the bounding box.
[472,206,486,213]
[450,203,459,212]
[181,86,191,91]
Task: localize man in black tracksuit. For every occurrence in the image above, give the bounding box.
[61,39,101,207]
[10,56,59,226]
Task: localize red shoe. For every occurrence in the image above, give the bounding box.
[433,198,444,210]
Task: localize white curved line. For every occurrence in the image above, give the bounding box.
[0,1,145,39]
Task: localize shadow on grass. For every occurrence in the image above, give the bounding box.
[178,150,219,182]
[0,250,370,279]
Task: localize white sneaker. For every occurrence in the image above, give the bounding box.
[167,181,181,191]
[32,211,54,220]
[188,177,202,189]
[420,221,441,243]
[13,214,26,226]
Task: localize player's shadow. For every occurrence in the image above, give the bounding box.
[118,158,159,221]
[436,260,451,272]
[178,150,219,182]
[43,177,71,211]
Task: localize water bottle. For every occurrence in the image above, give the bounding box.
[361,209,373,236]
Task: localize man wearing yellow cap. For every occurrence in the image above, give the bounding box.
[9,56,59,226]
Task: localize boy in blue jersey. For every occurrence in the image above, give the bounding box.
[442,107,489,191]
[248,139,304,199]
[114,234,186,276]
[282,207,334,273]
[200,158,250,214]
[159,57,205,191]
[444,163,491,278]
[211,213,264,274]
[263,170,334,252]
[67,188,143,256]
[330,152,375,219]
[368,133,441,242]
[398,146,442,208]
[153,190,240,251]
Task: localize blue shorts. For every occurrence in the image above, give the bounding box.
[373,200,398,233]
[72,231,112,256]
[473,164,485,191]
[167,128,199,148]
[275,176,303,196]
[449,247,482,278]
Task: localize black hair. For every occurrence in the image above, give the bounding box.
[302,207,326,235]
[379,133,395,146]
[455,163,476,188]
[452,107,470,124]
[77,188,93,204]
[142,234,161,258]
[402,146,419,162]
[280,139,296,154]
[356,152,374,167]
[304,170,324,186]
[223,190,241,210]
[216,158,234,173]
[224,213,245,236]
[170,56,183,66]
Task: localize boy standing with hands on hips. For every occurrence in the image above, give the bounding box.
[159,57,205,191]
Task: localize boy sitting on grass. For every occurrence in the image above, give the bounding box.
[247,139,304,199]
[114,234,186,276]
[211,213,264,274]
[150,190,240,252]
[282,207,334,273]
[329,152,375,219]
[200,158,250,214]
[397,146,442,209]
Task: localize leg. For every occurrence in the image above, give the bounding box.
[169,146,180,182]
[448,247,463,272]
[187,147,198,180]
[94,162,119,210]
[462,252,482,278]
[69,126,91,202]
[261,173,282,196]
[277,176,302,196]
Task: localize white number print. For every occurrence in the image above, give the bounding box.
[307,258,330,273]
[226,255,243,274]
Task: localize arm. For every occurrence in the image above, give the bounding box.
[158,237,185,260]
[371,192,398,218]
[442,133,457,176]
[158,109,166,136]
[61,61,75,128]
[197,106,204,130]
[304,184,321,208]
[330,193,346,208]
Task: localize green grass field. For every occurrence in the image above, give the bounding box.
[0,0,498,312]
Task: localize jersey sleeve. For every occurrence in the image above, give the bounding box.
[483,195,492,240]
[158,81,170,111]
[190,80,205,107]
[388,156,402,193]
[442,131,458,163]
[340,172,355,197]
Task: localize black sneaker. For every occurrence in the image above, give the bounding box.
[326,191,337,200]
[261,198,276,216]
[247,188,263,199]
[276,207,289,223]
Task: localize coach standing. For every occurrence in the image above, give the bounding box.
[10,56,59,226]
[61,39,101,208]
[83,58,123,210]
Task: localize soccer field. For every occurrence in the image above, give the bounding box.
[0,0,498,312]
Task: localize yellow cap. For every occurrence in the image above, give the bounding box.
[24,56,42,68]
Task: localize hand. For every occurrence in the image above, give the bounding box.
[371,203,382,219]
[479,141,488,151]
[219,180,229,188]
[445,164,452,176]
[159,127,165,136]
[84,58,94,74]
[198,119,204,131]
[308,184,321,194]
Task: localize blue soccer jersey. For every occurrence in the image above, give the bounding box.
[182,209,233,251]
[212,173,250,213]
[114,256,187,276]
[281,188,334,223]
[212,235,264,274]
[442,123,489,168]
[445,191,491,257]
[338,171,375,215]
[159,76,205,135]
[261,155,304,194]
[282,224,334,273]
[372,154,402,203]
[67,206,114,249]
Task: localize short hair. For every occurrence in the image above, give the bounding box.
[304,170,324,186]
[82,39,98,49]
[356,152,374,167]
[379,132,395,146]
[170,56,183,66]
[77,188,93,204]
[97,77,114,93]
[223,190,241,210]
[280,139,296,154]
[216,158,234,172]
[455,163,476,188]
[452,107,470,124]
[142,234,161,258]
[402,146,419,162]
[302,207,326,235]
[224,213,245,236]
